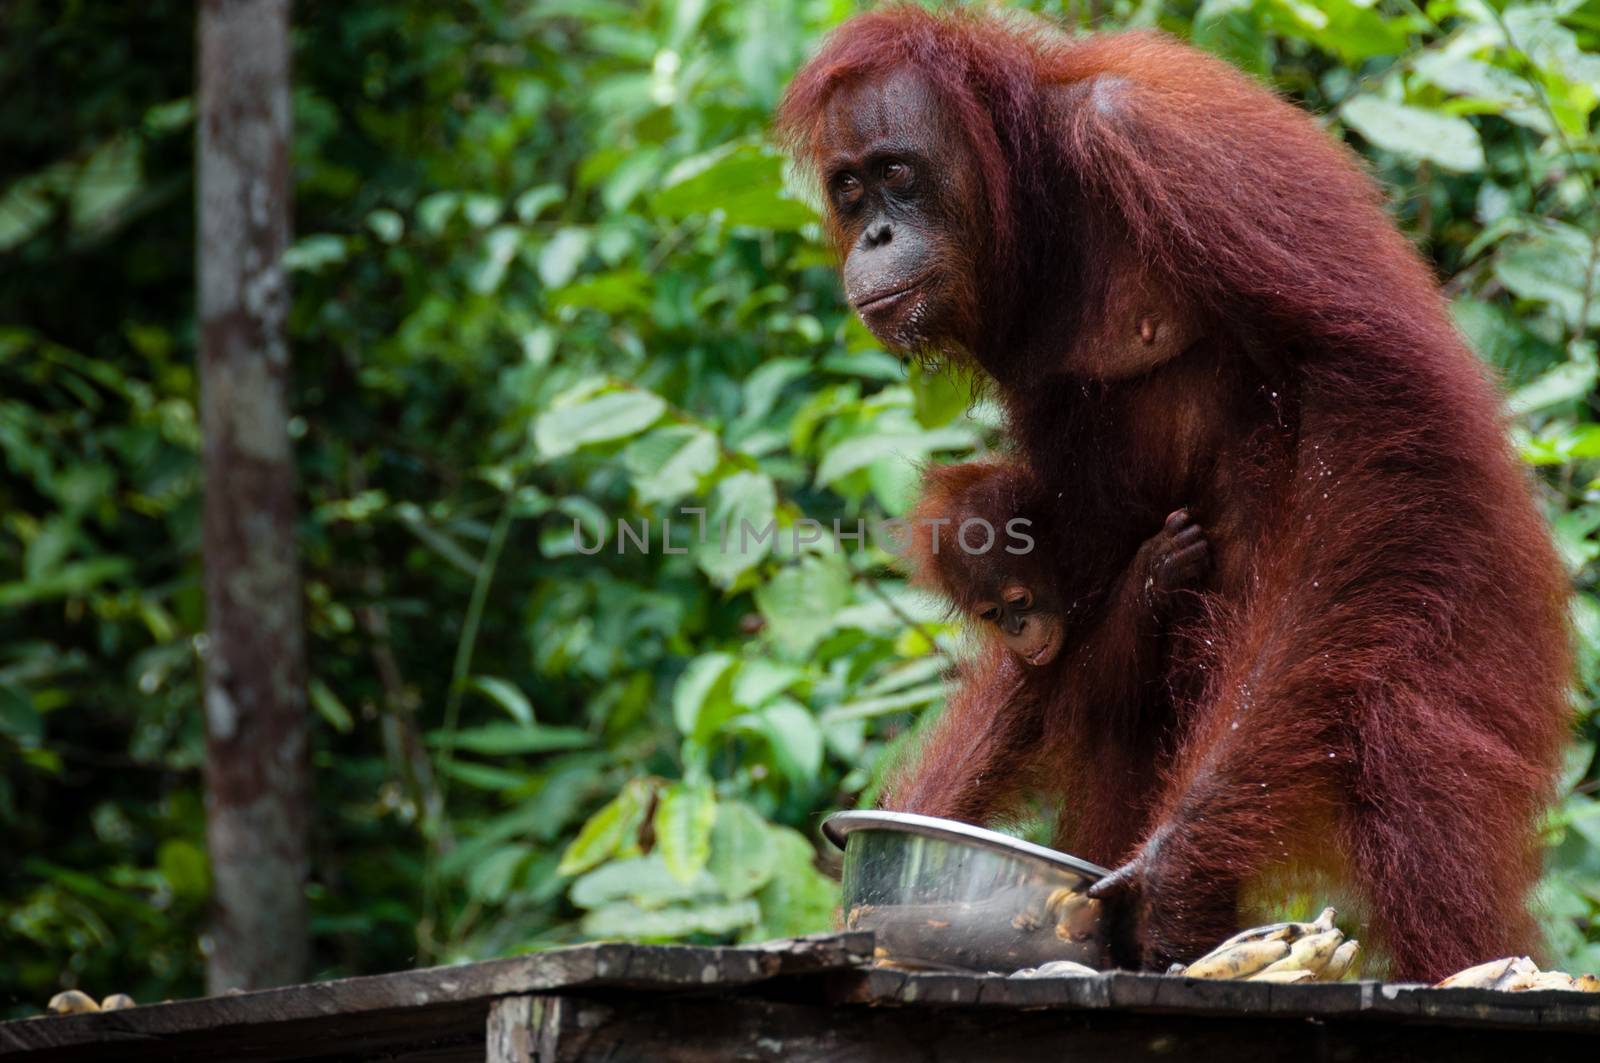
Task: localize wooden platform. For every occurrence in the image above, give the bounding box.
[3,933,1597,1061]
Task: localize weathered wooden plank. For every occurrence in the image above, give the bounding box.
[830,968,1600,1031]
[0,934,873,1062]
[513,993,1600,1063]
[8,933,1600,1063]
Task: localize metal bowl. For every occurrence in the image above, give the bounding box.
[823,810,1111,973]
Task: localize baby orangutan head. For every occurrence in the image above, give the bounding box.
[907,460,1064,667]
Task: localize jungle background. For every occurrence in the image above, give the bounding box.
[4,0,1600,1010]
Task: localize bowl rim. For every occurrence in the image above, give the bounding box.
[821,810,1110,879]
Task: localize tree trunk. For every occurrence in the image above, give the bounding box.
[196,0,309,993]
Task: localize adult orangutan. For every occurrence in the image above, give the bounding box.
[778,6,1572,980]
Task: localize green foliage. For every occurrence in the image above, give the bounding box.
[2,0,1599,1012]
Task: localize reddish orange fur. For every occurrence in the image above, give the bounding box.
[781,6,1573,979]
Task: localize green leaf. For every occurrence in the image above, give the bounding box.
[71,136,142,234]
[415,192,459,233]
[755,699,824,784]
[815,427,974,488]
[534,389,667,458]
[1412,53,1551,133]
[514,183,564,223]
[601,146,663,213]
[1505,347,1598,416]
[623,425,719,504]
[470,225,523,294]
[283,234,348,272]
[742,826,834,942]
[821,350,903,380]
[653,144,815,230]
[696,471,778,584]
[1494,225,1600,330]
[1340,96,1485,172]
[753,554,852,656]
[366,208,404,242]
[1558,741,1595,795]
[708,802,777,900]
[537,227,591,288]
[429,723,591,755]
[157,840,210,902]
[570,853,717,910]
[308,678,354,734]
[467,845,529,903]
[440,760,530,791]
[0,683,43,748]
[731,659,804,709]
[558,778,654,877]
[551,268,652,315]
[672,653,738,741]
[469,676,536,725]
[0,556,132,608]
[580,898,759,939]
[823,680,948,723]
[737,358,811,429]
[653,782,716,883]
[908,360,971,428]
[461,193,502,228]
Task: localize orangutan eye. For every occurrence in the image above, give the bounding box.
[977,605,1001,623]
[882,160,912,187]
[1005,588,1033,610]
[833,173,863,208]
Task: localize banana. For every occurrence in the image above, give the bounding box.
[1321,940,1360,981]
[1501,971,1577,992]
[1183,938,1291,979]
[1054,894,1103,943]
[1256,928,1343,977]
[1435,957,1518,989]
[1205,907,1337,956]
[1436,956,1600,993]
[1044,888,1081,916]
[1250,968,1316,984]
[1490,957,1540,990]
[47,991,100,1015]
[1206,921,1302,953]
[100,994,135,1011]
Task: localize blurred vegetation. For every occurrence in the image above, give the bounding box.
[2,0,1599,1011]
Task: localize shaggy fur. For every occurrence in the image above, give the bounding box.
[779,6,1572,980]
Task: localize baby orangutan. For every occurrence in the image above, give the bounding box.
[888,457,1213,899]
[908,459,1209,675]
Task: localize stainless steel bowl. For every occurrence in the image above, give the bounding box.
[823,810,1111,973]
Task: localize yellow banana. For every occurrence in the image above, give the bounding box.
[1435,957,1518,989]
[1249,968,1315,984]
[1574,974,1599,992]
[101,994,136,1011]
[1256,928,1343,977]
[1321,940,1360,981]
[1502,971,1577,992]
[1207,921,1302,953]
[1489,957,1540,989]
[47,990,100,1015]
[1183,938,1291,979]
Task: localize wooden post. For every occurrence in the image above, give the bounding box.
[196,0,309,992]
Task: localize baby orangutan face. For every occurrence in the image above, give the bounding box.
[973,578,1063,667]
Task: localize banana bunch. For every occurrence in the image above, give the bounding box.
[1171,907,1360,983]
[47,990,135,1015]
[1435,956,1600,992]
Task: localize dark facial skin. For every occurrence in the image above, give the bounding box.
[972,576,1064,667]
[819,70,982,354]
